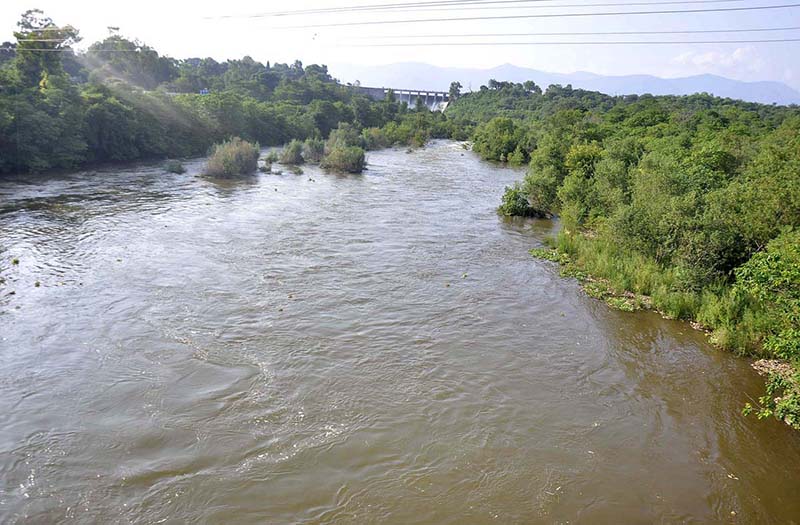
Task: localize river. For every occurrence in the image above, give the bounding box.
[1,141,799,523]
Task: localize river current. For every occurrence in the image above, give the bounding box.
[1,141,799,523]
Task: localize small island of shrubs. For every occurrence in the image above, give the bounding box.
[321,145,366,173]
[203,137,260,177]
[279,139,304,165]
[273,123,367,174]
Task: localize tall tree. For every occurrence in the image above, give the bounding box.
[448,81,462,100]
[14,9,80,87]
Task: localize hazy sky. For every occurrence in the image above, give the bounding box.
[3,0,799,89]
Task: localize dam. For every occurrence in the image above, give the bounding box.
[353,85,450,111]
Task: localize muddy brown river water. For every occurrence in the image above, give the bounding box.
[1,141,799,523]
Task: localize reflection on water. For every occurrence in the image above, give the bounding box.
[1,141,799,524]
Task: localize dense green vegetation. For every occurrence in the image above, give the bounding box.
[280,139,304,165]
[203,137,259,177]
[450,80,800,428]
[320,122,367,173]
[302,137,324,164]
[321,145,366,174]
[0,10,471,175]
[498,183,544,217]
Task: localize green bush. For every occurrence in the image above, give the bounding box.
[203,137,260,177]
[326,122,364,150]
[472,117,531,163]
[734,229,800,361]
[164,159,186,174]
[498,183,544,217]
[361,127,390,150]
[280,139,304,165]
[302,138,325,163]
[321,146,366,173]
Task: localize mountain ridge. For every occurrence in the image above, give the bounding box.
[331,62,800,105]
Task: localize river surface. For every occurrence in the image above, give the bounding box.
[1,141,799,524]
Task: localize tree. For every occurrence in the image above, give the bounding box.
[448,81,462,100]
[14,9,81,87]
[523,80,542,95]
[86,35,177,90]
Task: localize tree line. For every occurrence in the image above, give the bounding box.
[0,10,470,175]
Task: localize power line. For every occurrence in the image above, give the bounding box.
[382,0,748,12]
[338,37,800,46]
[214,0,564,18]
[347,25,800,39]
[16,36,800,53]
[230,0,743,17]
[276,2,800,28]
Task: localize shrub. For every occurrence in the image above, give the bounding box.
[203,137,260,177]
[302,138,325,163]
[321,146,366,173]
[361,127,390,150]
[472,117,528,162]
[280,139,304,164]
[734,229,800,361]
[263,151,279,163]
[507,145,528,166]
[326,122,364,151]
[164,159,186,174]
[499,183,546,217]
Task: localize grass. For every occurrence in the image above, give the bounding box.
[203,137,259,178]
[531,229,800,430]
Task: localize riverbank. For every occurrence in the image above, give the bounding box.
[531,230,800,430]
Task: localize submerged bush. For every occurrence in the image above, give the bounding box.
[499,184,546,217]
[302,138,325,163]
[280,139,304,165]
[321,146,366,173]
[203,137,259,177]
[164,159,186,174]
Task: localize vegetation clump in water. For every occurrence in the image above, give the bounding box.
[321,146,366,174]
[280,140,304,165]
[302,138,324,163]
[499,184,547,218]
[203,137,259,177]
[321,123,367,173]
[164,160,186,174]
